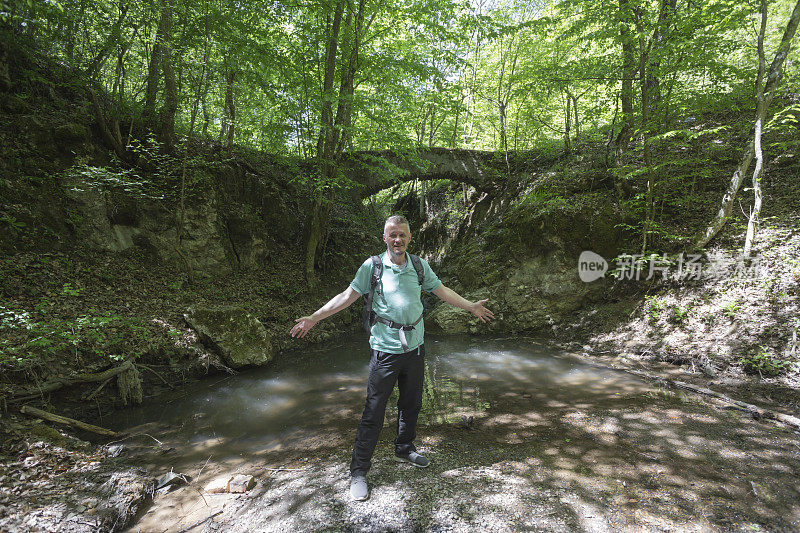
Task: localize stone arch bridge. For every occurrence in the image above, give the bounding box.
[339,148,524,198]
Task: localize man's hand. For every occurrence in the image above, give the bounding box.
[290,316,317,338]
[288,287,361,340]
[433,285,495,324]
[469,298,495,323]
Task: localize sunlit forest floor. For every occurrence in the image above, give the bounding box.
[120,366,800,532]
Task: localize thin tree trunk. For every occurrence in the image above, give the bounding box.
[450,93,463,148]
[175,10,210,283]
[744,0,768,257]
[159,0,176,153]
[333,1,370,155]
[202,93,209,137]
[66,0,86,62]
[305,0,346,285]
[89,88,130,163]
[696,0,800,249]
[174,0,211,284]
[564,92,571,154]
[572,93,579,141]
[616,0,635,152]
[144,0,169,122]
[224,68,236,151]
[639,0,675,253]
[85,0,127,79]
[20,406,122,437]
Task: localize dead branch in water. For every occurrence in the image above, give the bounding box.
[20,405,123,437]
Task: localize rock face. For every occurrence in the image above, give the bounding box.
[425,192,620,335]
[427,257,602,335]
[63,181,274,275]
[184,306,274,369]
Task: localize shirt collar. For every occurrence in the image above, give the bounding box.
[382,251,409,271]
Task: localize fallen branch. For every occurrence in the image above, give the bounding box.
[20,405,123,437]
[138,364,176,389]
[10,360,134,403]
[83,376,114,401]
[622,368,800,430]
[106,432,164,446]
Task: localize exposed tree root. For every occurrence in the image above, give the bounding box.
[9,360,135,403]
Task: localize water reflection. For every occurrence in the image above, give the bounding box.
[419,337,650,426]
[113,335,651,465]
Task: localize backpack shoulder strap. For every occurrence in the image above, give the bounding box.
[408,253,425,289]
[369,255,383,292]
[362,255,383,333]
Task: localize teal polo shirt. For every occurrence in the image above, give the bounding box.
[350,252,442,354]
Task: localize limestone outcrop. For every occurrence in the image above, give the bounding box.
[184,306,274,369]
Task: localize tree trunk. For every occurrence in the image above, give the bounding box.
[566,88,580,149]
[696,0,800,249]
[639,0,675,253]
[66,0,86,62]
[572,94,579,141]
[174,5,211,285]
[202,94,209,137]
[333,0,369,155]
[89,88,130,163]
[20,406,123,437]
[159,0,176,153]
[304,0,346,285]
[450,94,463,148]
[144,0,169,122]
[743,0,768,258]
[563,93,571,154]
[85,0,127,80]
[616,0,635,152]
[224,67,236,151]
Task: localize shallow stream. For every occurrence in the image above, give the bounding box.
[117,335,800,532]
[112,335,651,468]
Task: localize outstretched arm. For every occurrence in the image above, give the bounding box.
[290,286,361,338]
[432,284,495,323]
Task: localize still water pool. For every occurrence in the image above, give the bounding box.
[112,335,651,467]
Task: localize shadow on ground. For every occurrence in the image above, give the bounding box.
[122,345,800,532]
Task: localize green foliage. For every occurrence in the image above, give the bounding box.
[0,305,145,369]
[739,346,794,377]
[766,103,800,155]
[669,304,691,325]
[62,159,165,201]
[0,213,27,234]
[643,295,663,324]
[60,282,82,297]
[721,300,741,319]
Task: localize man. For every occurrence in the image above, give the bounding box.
[290,215,493,501]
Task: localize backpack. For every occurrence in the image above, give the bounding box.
[362,253,430,333]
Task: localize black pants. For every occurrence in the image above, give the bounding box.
[350,344,425,477]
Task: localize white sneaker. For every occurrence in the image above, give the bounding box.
[349,475,369,501]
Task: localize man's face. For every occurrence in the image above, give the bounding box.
[383,222,411,259]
